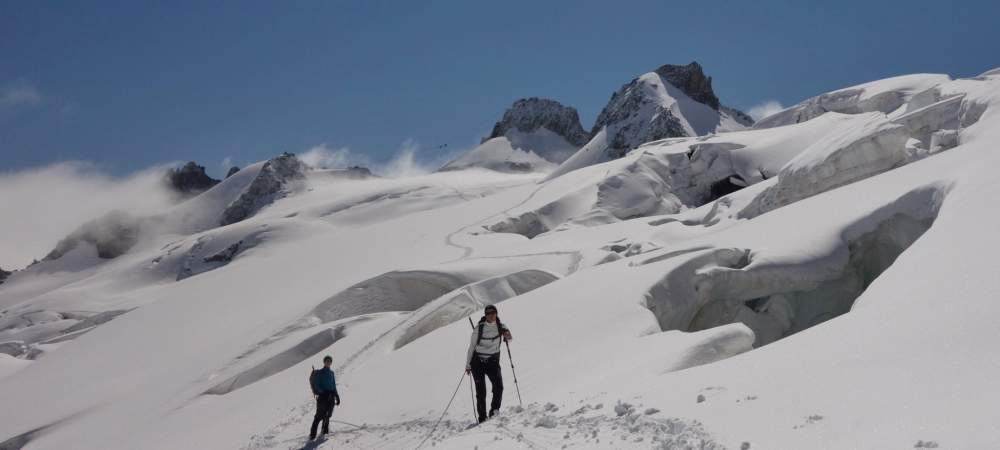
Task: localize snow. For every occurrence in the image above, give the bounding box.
[3,70,1000,450]
[438,127,577,173]
[489,112,894,239]
[0,354,31,380]
[754,73,950,129]
[978,67,1000,77]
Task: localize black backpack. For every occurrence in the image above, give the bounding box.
[308,367,318,393]
[476,316,508,345]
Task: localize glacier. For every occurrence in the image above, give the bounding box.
[2,67,1000,450]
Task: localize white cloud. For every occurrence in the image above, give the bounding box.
[299,144,370,170]
[0,80,44,116]
[747,100,786,121]
[220,156,234,171]
[380,139,432,178]
[0,162,178,269]
[299,140,461,178]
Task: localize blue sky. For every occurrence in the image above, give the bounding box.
[2,0,998,178]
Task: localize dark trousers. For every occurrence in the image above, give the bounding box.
[309,392,335,438]
[470,354,503,421]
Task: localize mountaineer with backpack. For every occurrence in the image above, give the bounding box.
[465,304,512,423]
[308,355,340,440]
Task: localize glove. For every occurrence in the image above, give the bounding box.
[333,394,341,406]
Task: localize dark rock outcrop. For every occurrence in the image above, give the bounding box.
[722,105,755,127]
[220,153,306,226]
[225,166,241,178]
[44,211,143,261]
[587,61,744,160]
[0,267,10,285]
[486,98,590,147]
[653,61,720,110]
[203,241,243,264]
[167,162,220,196]
[592,76,688,159]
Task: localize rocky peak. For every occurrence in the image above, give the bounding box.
[167,162,220,196]
[487,98,590,147]
[591,77,686,158]
[220,153,306,226]
[225,166,241,178]
[0,266,10,285]
[587,62,738,159]
[653,61,720,110]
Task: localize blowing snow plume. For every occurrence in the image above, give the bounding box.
[299,140,460,178]
[0,162,178,269]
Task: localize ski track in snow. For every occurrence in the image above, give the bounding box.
[443,180,548,262]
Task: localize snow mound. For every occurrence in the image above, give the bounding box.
[741,113,910,218]
[978,67,1000,77]
[754,73,950,129]
[394,269,558,349]
[311,270,476,324]
[645,186,943,346]
[205,326,348,395]
[439,129,573,173]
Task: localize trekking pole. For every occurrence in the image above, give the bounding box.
[468,373,476,420]
[504,341,523,406]
[466,316,477,420]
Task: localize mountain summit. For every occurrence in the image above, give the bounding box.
[547,61,753,180]
[650,61,720,110]
[486,97,590,147]
[440,97,588,173]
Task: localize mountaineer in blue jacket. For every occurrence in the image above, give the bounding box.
[308,355,340,440]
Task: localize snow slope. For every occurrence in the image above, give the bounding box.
[439,128,578,173]
[2,69,1000,450]
[753,73,950,129]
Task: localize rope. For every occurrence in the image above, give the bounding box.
[414,371,467,450]
[331,419,364,429]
